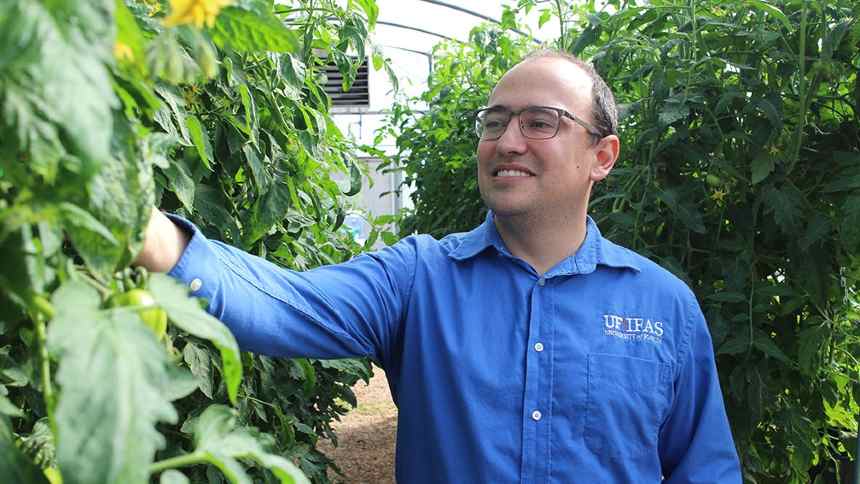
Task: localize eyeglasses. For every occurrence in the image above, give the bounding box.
[474,105,602,141]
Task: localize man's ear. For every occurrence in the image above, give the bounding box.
[590,135,620,182]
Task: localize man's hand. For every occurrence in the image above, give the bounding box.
[133,208,191,273]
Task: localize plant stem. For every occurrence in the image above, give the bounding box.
[34,313,57,435]
[788,4,808,175]
[554,0,566,50]
[149,452,208,474]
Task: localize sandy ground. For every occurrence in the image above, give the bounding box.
[318,367,398,484]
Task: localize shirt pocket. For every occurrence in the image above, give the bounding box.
[584,353,671,461]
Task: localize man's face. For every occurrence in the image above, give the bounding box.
[477,57,612,221]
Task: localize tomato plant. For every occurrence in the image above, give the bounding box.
[0,0,382,482]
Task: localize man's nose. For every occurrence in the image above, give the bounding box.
[495,117,528,154]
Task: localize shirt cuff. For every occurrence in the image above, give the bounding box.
[164,213,216,299]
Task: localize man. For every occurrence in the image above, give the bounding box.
[136,50,742,483]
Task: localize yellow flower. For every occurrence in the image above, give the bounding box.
[711,189,727,203]
[114,41,134,62]
[163,0,233,29]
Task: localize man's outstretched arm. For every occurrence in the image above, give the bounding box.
[131,207,414,367]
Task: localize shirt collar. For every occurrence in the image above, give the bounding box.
[446,211,641,275]
[445,211,509,260]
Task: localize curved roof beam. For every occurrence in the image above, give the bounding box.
[417,0,541,44]
[381,45,434,72]
[376,20,460,42]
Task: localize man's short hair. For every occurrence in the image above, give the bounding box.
[521,49,618,139]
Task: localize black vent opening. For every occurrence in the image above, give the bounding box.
[324,58,369,108]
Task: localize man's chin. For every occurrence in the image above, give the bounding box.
[484,202,531,219]
[480,191,539,218]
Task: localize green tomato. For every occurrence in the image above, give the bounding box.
[705,174,721,187]
[111,289,168,340]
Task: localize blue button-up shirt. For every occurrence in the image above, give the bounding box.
[168,213,741,483]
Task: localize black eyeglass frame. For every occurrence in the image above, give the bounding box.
[474,105,603,141]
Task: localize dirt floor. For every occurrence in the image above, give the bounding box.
[318,367,398,484]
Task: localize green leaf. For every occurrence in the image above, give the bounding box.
[750,154,774,184]
[154,86,191,146]
[707,291,747,303]
[0,395,23,418]
[164,365,200,402]
[752,97,782,130]
[821,173,860,193]
[538,9,553,28]
[162,160,196,212]
[160,470,190,484]
[0,1,117,172]
[183,342,214,399]
[245,181,292,246]
[353,0,379,27]
[239,83,256,139]
[194,185,240,241]
[656,188,705,233]
[0,225,50,301]
[317,358,371,380]
[114,0,146,71]
[381,231,399,246]
[718,332,751,355]
[243,145,270,192]
[658,96,689,126]
[343,158,362,197]
[797,214,830,250]
[188,405,310,484]
[59,202,118,246]
[372,52,384,71]
[840,195,860,249]
[745,0,792,31]
[212,7,301,54]
[15,419,55,470]
[753,332,792,365]
[278,54,305,101]
[500,7,517,30]
[571,25,599,55]
[293,358,316,397]
[141,132,176,170]
[148,275,242,404]
[763,184,803,235]
[186,115,213,171]
[797,325,827,375]
[47,281,177,484]
[73,144,154,274]
[0,413,49,484]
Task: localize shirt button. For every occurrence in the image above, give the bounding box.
[189,278,203,292]
[537,277,546,286]
[534,342,544,352]
[531,410,542,421]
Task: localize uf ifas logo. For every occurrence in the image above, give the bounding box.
[603,314,664,344]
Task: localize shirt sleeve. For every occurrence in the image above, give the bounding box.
[165,214,416,368]
[658,295,742,483]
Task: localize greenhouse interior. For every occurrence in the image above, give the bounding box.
[1,1,858,483]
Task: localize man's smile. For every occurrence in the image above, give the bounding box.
[496,169,533,177]
[492,163,535,178]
